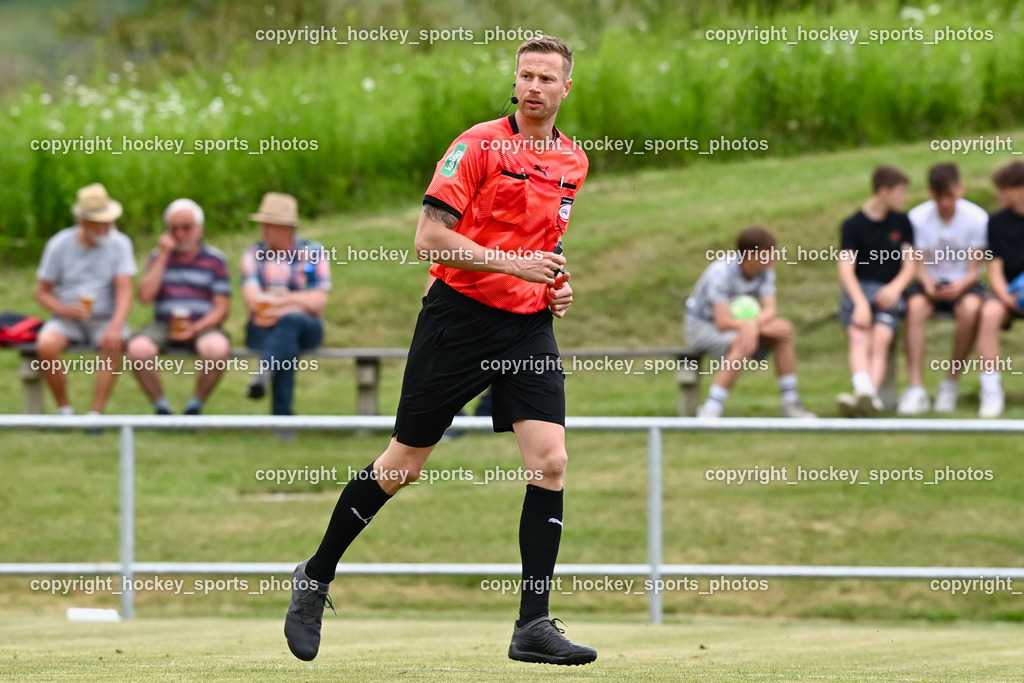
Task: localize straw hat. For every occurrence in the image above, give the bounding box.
[248,192,299,227]
[72,183,123,222]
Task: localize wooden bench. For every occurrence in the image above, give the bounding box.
[16,344,705,416]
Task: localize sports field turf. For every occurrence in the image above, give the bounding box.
[2,616,1023,681]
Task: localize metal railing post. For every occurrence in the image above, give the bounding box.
[647,426,663,625]
[119,425,135,619]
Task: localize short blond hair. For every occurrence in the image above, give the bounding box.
[516,36,574,80]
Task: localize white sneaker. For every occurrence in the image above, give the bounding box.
[781,400,817,419]
[933,380,959,413]
[979,389,1005,419]
[896,386,931,415]
[856,391,884,417]
[836,392,859,418]
[696,402,723,418]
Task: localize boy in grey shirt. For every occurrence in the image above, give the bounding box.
[685,227,814,418]
[34,183,136,416]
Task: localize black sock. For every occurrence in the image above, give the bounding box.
[305,462,392,583]
[517,484,564,626]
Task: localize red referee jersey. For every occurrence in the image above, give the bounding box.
[424,113,589,314]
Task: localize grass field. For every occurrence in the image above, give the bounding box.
[4,124,1024,678]
[4,135,1024,624]
[2,616,1023,681]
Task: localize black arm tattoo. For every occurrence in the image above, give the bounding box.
[424,204,458,228]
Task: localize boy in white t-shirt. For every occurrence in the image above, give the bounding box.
[898,163,988,414]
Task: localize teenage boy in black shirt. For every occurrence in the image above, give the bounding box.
[836,165,918,416]
[976,161,1024,418]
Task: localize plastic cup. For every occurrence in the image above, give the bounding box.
[79,291,96,318]
[171,306,191,336]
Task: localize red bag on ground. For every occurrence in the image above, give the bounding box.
[0,312,44,347]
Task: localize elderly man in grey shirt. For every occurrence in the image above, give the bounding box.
[34,183,136,416]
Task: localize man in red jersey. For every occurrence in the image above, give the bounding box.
[284,36,596,666]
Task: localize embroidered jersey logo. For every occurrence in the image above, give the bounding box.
[556,196,573,231]
[440,143,468,178]
[534,164,549,176]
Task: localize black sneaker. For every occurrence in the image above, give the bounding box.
[284,559,334,661]
[246,379,266,400]
[508,616,597,666]
[156,405,173,415]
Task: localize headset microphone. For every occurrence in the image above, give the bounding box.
[500,83,518,115]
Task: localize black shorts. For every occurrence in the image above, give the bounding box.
[838,281,904,332]
[906,282,986,314]
[393,280,564,448]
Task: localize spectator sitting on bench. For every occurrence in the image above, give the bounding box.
[898,163,987,415]
[976,161,1024,418]
[126,198,232,415]
[836,165,918,417]
[242,192,331,418]
[34,182,136,416]
[685,226,815,418]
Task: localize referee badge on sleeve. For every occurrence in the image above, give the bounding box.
[440,143,468,178]
[556,197,573,232]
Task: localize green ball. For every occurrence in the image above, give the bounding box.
[730,295,761,320]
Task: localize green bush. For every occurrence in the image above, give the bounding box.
[2,1,1022,262]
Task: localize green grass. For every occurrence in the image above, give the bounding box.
[4,132,1024,628]
[2,616,1024,681]
[4,429,1024,623]
[2,129,1023,417]
[2,0,1023,260]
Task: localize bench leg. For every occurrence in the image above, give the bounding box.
[20,357,45,414]
[355,358,380,436]
[677,363,701,417]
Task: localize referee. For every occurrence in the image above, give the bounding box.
[285,36,595,666]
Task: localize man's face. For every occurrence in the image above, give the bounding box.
[80,219,112,247]
[740,249,774,277]
[261,223,294,250]
[166,208,203,253]
[996,185,1024,212]
[932,190,958,221]
[750,251,775,273]
[928,180,962,221]
[514,51,571,123]
[880,184,908,212]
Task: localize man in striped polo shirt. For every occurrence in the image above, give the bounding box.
[127,198,231,415]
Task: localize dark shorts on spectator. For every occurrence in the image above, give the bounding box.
[838,281,905,332]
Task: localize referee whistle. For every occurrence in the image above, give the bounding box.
[548,242,569,301]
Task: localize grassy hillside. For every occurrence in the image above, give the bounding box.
[2,130,1022,414]
[3,136,1024,624]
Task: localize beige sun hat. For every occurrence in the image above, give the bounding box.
[248,192,299,227]
[72,183,123,222]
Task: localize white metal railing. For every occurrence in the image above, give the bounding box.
[2,414,1023,624]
